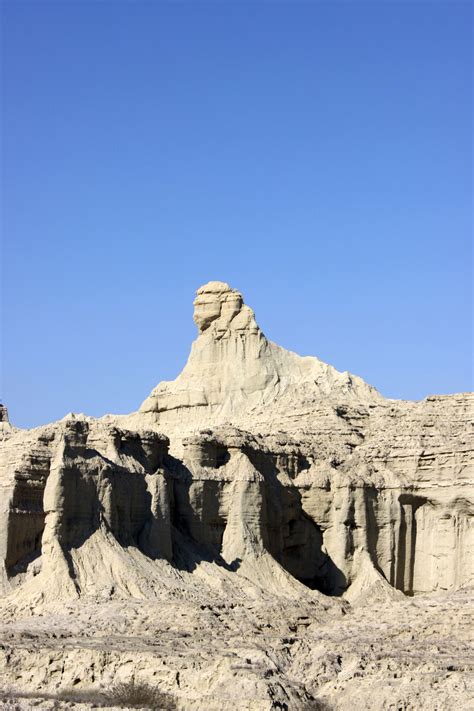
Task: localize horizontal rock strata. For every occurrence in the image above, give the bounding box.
[0,281,472,709]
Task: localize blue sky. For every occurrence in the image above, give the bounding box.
[2,1,472,429]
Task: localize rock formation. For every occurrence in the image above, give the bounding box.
[0,281,472,710]
[139,281,382,433]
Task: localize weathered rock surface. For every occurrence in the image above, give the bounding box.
[0,281,472,710]
[139,281,382,433]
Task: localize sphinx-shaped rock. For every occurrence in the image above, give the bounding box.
[139,281,382,435]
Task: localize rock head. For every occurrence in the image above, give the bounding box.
[193,281,245,333]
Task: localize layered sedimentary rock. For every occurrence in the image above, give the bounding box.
[139,281,382,433]
[0,281,473,709]
[0,418,173,596]
[1,281,472,600]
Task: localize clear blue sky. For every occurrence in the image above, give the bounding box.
[2,1,472,429]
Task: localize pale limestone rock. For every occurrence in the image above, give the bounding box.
[0,281,473,710]
[138,280,382,435]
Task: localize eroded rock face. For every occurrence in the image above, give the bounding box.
[139,281,382,433]
[1,283,472,599]
[1,418,173,595]
[0,281,473,709]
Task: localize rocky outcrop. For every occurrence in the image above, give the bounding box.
[0,281,473,710]
[1,279,472,599]
[0,418,173,596]
[138,281,382,434]
[138,281,473,597]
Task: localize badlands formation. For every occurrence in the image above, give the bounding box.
[0,281,473,710]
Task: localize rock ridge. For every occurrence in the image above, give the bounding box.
[2,282,472,600]
[0,281,472,710]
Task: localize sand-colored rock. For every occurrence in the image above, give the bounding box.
[0,281,472,709]
[138,281,382,434]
